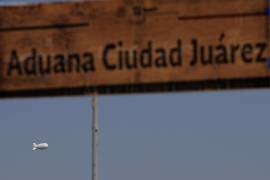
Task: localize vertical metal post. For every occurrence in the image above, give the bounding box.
[92,95,98,180]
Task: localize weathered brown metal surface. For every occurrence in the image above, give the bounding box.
[0,0,269,97]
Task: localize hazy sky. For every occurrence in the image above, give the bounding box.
[0,1,270,180]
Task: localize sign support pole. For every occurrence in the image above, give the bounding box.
[92,95,98,180]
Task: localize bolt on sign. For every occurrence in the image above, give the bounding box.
[0,0,269,98]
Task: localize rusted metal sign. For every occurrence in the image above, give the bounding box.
[0,0,269,98]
